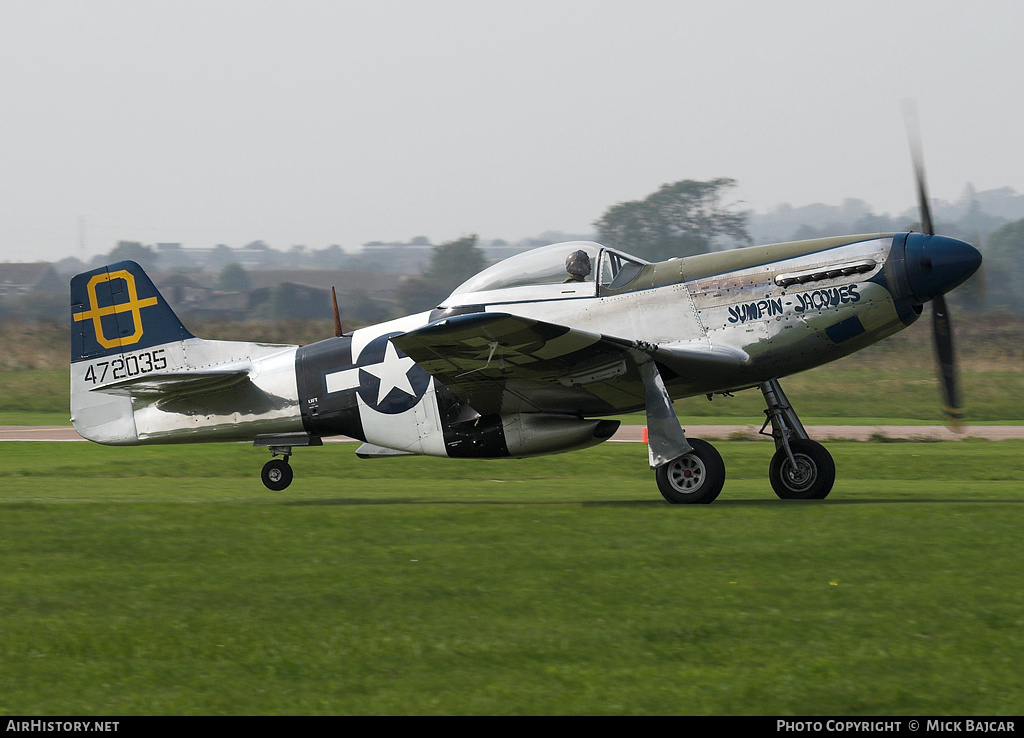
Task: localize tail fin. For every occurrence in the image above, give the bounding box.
[70,261,195,444]
[70,261,303,446]
[70,261,192,363]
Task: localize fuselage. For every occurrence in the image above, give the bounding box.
[70,232,981,460]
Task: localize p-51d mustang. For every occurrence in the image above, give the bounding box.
[69,167,981,505]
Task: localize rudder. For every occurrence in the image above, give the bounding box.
[70,261,192,363]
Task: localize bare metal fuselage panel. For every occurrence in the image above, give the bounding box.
[70,233,920,458]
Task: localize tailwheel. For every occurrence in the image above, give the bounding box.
[655,438,725,505]
[261,457,294,491]
[769,438,835,500]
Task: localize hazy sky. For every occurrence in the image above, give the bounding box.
[2,0,1022,262]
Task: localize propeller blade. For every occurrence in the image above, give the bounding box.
[904,100,965,431]
[931,294,964,431]
[903,100,935,235]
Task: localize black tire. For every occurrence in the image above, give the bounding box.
[655,438,726,505]
[261,458,294,491]
[769,439,835,500]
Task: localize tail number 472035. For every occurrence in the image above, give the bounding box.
[83,348,168,385]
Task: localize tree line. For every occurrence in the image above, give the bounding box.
[6,175,1022,323]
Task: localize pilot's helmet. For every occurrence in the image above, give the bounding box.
[565,249,592,279]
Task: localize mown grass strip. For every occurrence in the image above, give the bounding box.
[0,442,1021,715]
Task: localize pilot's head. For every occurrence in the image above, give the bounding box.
[565,250,592,281]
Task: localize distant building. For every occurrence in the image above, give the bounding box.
[155,243,206,272]
[153,273,212,307]
[240,269,400,295]
[150,268,401,322]
[0,263,65,297]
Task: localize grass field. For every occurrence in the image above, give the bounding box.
[1,440,1022,715]
[2,315,1022,714]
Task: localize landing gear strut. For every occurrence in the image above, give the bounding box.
[253,432,322,491]
[633,351,727,504]
[655,438,725,504]
[759,379,834,499]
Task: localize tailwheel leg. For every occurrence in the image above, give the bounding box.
[261,447,294,491]
[759,379,834,500]
[253,434,321,492]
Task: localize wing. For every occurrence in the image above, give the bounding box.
[392,312,748,416]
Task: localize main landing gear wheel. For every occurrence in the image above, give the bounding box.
[769,439,835,500]
[655,438,725,505]
[261,458,294,491]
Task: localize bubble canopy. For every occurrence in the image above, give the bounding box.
[444,241,648,304]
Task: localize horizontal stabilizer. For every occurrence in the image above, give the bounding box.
[92,370,251,398]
